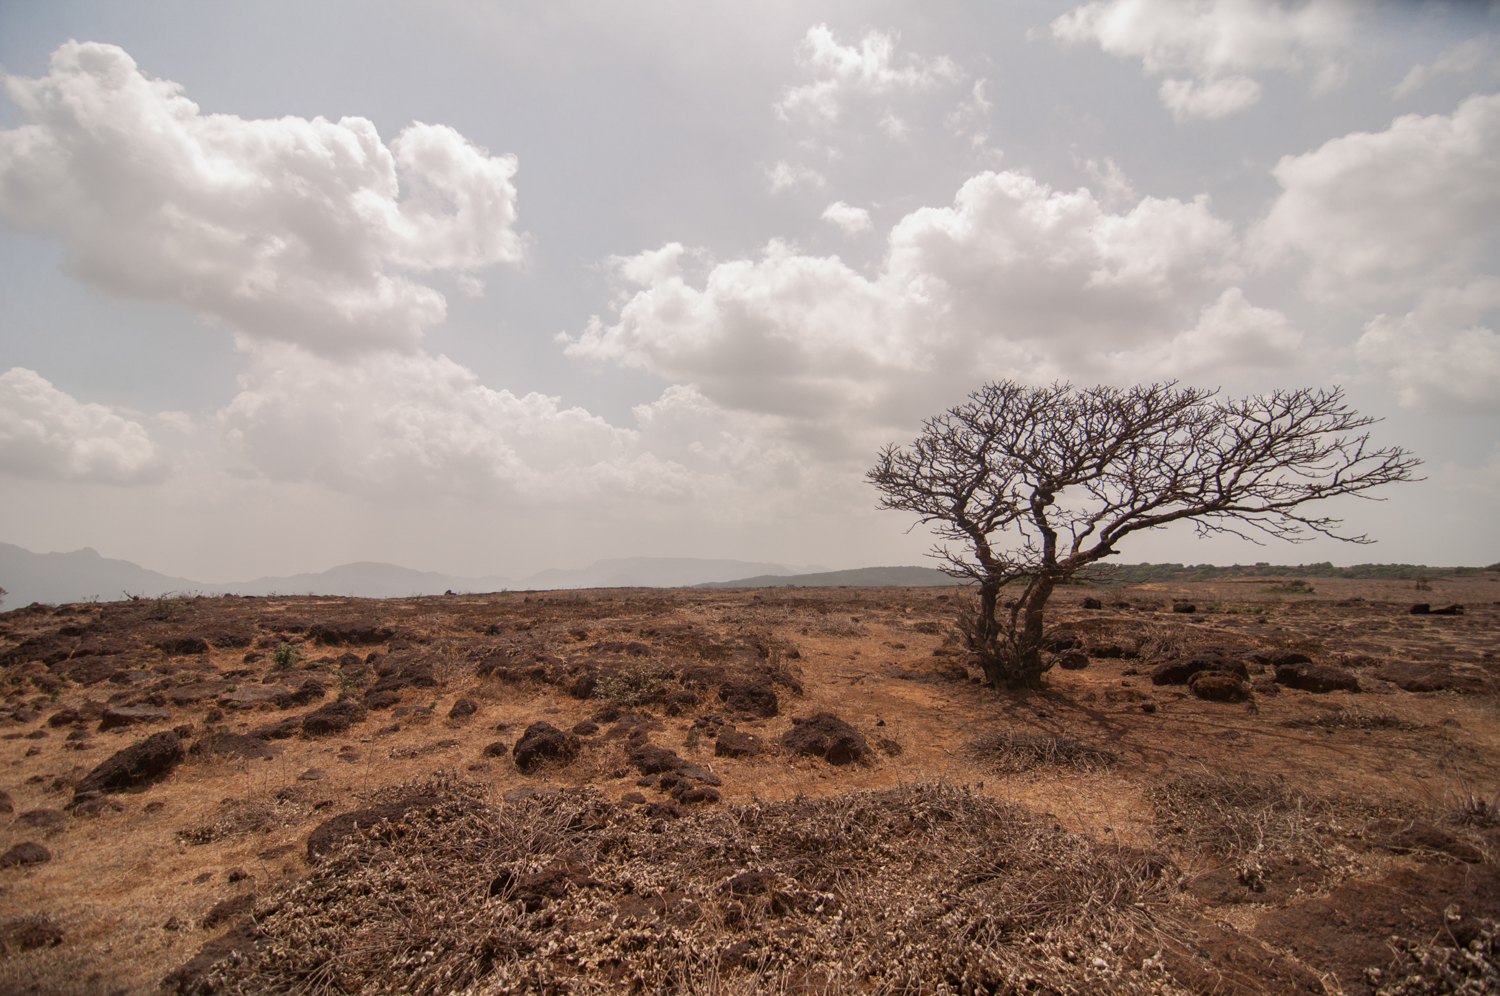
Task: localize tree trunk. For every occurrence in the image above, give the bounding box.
[966,575,1057,690]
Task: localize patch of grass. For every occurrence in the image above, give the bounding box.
[1262,579,1316,594]
[594,659,679,707]
[1278,708,1423,733]
[1147,771,1346,861]
[966,729,1118,773]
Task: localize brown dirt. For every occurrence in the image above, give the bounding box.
[0,572,1495,994]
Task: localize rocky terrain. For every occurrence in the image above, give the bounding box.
[0,571,1497,994]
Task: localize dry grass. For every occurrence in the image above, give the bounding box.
[966,730,1118,775]
[1146,771,1348,862]
[214,781,1177,996]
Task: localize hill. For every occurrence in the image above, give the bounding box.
[698,565,956,587]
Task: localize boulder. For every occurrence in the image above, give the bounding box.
[1250,650,1313,669]
[0,842,51,867]
[249,716,303,740]
[1081,597,1102,610]
[218,685,296,707]
[718,680,778,718]
[189,732,282,760]
[1371,662,1493,695]
[447,697,478,720]
[512,722,581,773]
[307,621,395,647]
[1274,663,1360,694]
[154,635,210,656]
[98,706,172,731]
[72,730,184,799]
[1150,655,1248,686]
[1189,672,1250,702]
[1058,652,1090,670]
[714,729,765,758]
[301,698,367,736]
[1171,603,1196,614]
[1041,630,1083,653]
[780,712,868,765]
[363,690,402,710]
[168,681,229,706]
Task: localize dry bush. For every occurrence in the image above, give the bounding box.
[210,782,1177,995]
[1147,771,1348,862]
[594,660,680,707]
[966,730,1118,774]
[1278,707,1422,732]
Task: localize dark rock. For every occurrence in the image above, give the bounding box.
[447,697,478,720]
[71,796,124,816]
[47,708,82,727]
[16,808,67,828]
[1189,672,1250,701]
[1429,604,1464,616]
[1150,655,1249,686]
[675,785,720,805]
[168,681,229,705]
[718,680,778,718]
[0,842,51,867]
[482,741,509,757]
[23,729,48,740]
[189,732,282,760]
[154,635,210,656]
[307,621,395,647]
[227,867,251,883]
[1250,650,1313,668]
[200,893,254,929]
[0,790,10,814]
[638,801,682,820]
[1058,651,1089,670]
[1409,603,1430,614]
[306,796,440,859]
[1171,603,1196,614]
[1371,662,1493,694]
[172,723,195,739]
[629,744,684,774]
[1274,663,1360,693]
[512,722,581,773]
[73,730,183,799]
[368,662,437,694]
[715,729,765,758]
[301,698,367,736]
[249,716,303,740]
[98,705,172,730]
[1041,629,1083,652]
[571,720,599,736]
[1081,597,1103,609]
[0,915,64,953]
[287,679,327,706]
[662,689,699,716]
[363,690,402,710]
[780,712,868,765]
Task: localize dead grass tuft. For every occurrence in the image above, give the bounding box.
[1147,771,1348,861]
[966,730,1118,774]
[210,782,1176,995]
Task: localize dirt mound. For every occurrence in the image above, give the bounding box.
[186,783,1171,995]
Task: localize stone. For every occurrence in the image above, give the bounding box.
[363,690,402,710]
[154,635,210,656]
[299,768,326,781]
[72,731,184,799]
[1250,650,1313,668]
[1371,662,1493,695]
[571,720,599,736]
[1189,672,1250,702]
[167,681,229,705]
[1150,655,1249,686]
[189,732,282,760]
[218,685,295,707]
[513,722,581,773]
[1082,597,1103,609]
[780,712,868,765]
[1409,603,1430,614]
[0,790,11,814]
[1058,652,1090,670]
[301,698,367,736]
[307,621,395,646]
[1171,603,1196,614]
[1274,663,1360,694]
[98,705,172,731]
[714,729,765,758]
[447,697,478,720]
[16,809,67,829]
[248,716,302,740]
[482,741,509,757]
[717,680,778,718]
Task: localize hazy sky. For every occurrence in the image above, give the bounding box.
[1,0,1497,581]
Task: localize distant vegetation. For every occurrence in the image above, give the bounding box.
[1098,562,1498,584]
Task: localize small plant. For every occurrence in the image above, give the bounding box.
[595,660,678,707]
[1263,579,1316,594]
[270,643,301,669]
[1414,573,1433,591]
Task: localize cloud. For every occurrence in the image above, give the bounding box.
[821,201,872,234]
[766,161,826,192]
[0,41,524,357]
[563,170,1241,444]
[1254,92,1500,306]
[777,24,960,122]
[1104,286,1302,381]
[1355,280,1500,414]
[1394,35,1497,99]
[1053,0,1357,120]
[946,79,994,147]
[0,368,167,484]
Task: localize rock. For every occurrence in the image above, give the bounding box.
[363,690,402,710]
[154,635,210,655]
[71,796,125,816]
[200,894,254,929]
[189,732,283,760]
[0,842,51,867]
[718,680,778,718]
[168,681,230,705]
[1058,652,1090,670]
[218,685,296,707]
[1189,672,1250,701]
[715,729,765,758]
[1081,597,1103,609]
[1250,650,1313,668]
[249,716,303,740]
[98,705,172,731]
[1041,630,1083,652]
[287,679,327,706]
[447,697,478,720]
[299,768,325,780]
[780,712,868,765]
[621,791,646,804]
[639,801,682,820]
[571,720,599,736]
[513,722,581,773]
[1274,663,1360,693]
[301,698,367,736]
[1429,604,1464,616]
[1150,655,1249,686]
[482,741,509,757]
[1371,662,1493,694]
[73,731,184,799]
[0,790,10,814]
[307,621,395,647]
[628,744,684,775]
[1171,602,1196,614]
[306,796,439,859]
[16,809,68,829]
[1409,603,1430,614]
[0,916,64,954]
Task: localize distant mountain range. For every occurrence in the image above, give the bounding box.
[0,544,827,606]
[698,566,956,588]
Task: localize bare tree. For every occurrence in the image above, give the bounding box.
[867,381,1420,690]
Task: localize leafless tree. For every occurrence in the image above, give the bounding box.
[867,381,1420,690]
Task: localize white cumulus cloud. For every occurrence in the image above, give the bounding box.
[1393,35,1497,99]
[777,24,960,122]
[0,368,167,485]
[821,201,872,234]
[765,161,826,192]
[0,41,524,357]
[1053,0,1358,120]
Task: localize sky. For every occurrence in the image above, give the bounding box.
[0,0,1497,582]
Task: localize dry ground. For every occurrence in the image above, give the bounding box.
[0,572,1497,994]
